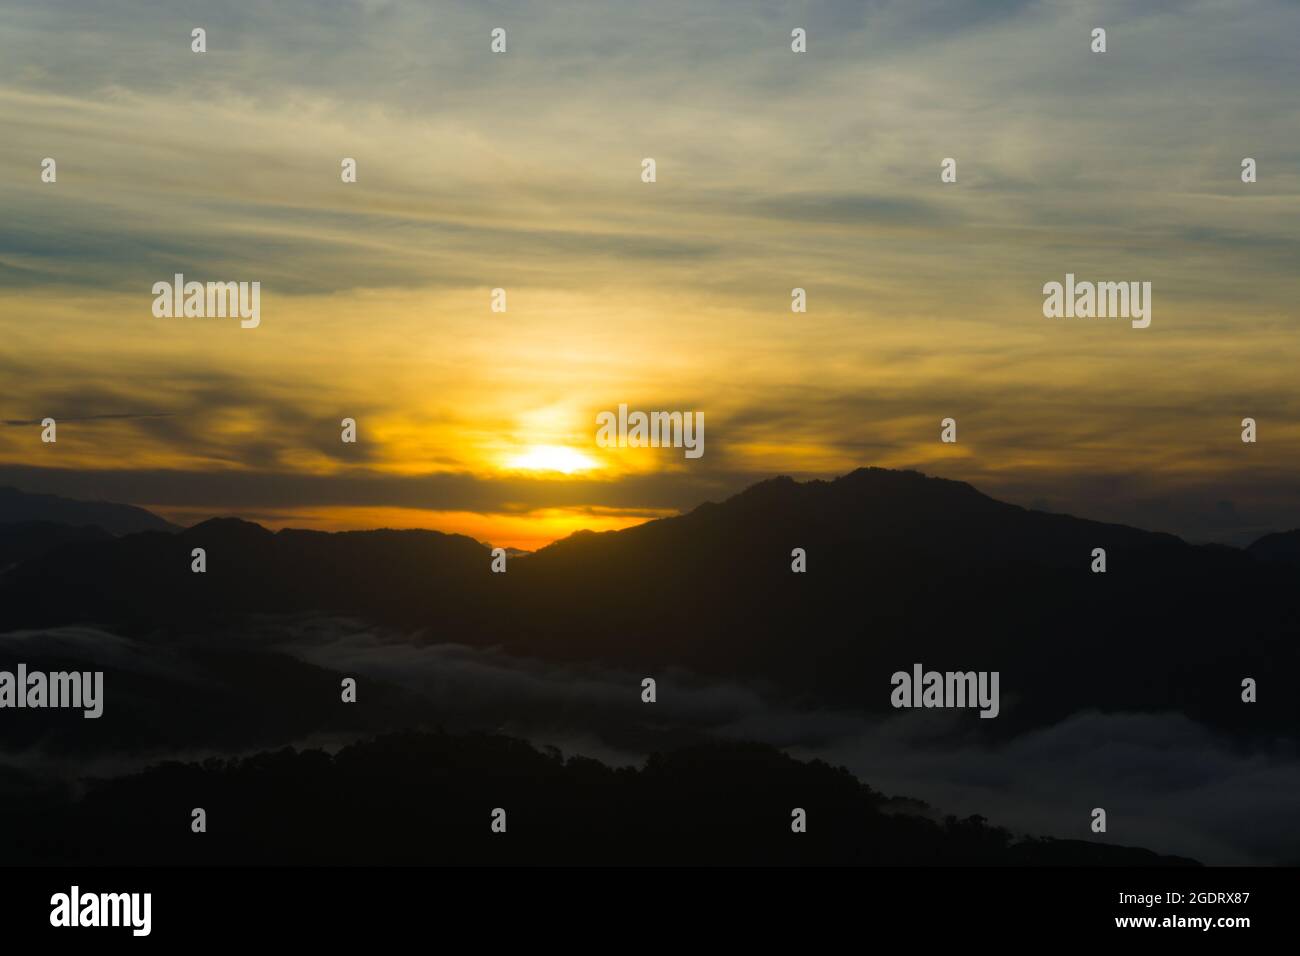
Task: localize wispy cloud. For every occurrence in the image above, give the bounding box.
[1,0,1297,545]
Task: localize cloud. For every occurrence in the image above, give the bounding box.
[2,0,1299,545]
[257,616,1300,864]
[3,0,1298,298]
[0,461,740,516]
[1,413,172,426]
[0,626,209,684]
[794,710,1300,867]
[3,616,1295,863]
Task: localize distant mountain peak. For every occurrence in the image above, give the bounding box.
[1247,528,1300,565]
[0,485,178,535]
[183,516,275,538]
[832,466,989,497]
[704,466,998,519]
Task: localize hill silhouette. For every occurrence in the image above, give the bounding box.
[1,467,1291,741]
[0,520,112,569]
[1,468,1295,865]
[0,486,177,534]
[1247,528,1300,566]
[4,729,1196,866]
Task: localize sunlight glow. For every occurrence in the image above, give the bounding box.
[503,444,599,475]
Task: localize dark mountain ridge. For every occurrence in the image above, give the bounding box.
[0,485,177,535]
[1,468,1295,740]
[5,729,1198,866]
[1248,528,1300,566]
[0,520,113,569]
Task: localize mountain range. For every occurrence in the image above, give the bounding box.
[1,469,1296,865]
[0,486,177,536]
[1,469,1294,740]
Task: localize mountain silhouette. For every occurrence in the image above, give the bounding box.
[4,729,1197,866]
[1,467,1294,865]
[1,467,1294,741]
[0,485,177,535]
[0,521,112,569]
[506,468,1297,738]
[1247,528,1300,566]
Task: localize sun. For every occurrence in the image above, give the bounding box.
[503,444,598,475]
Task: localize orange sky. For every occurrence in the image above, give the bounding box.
[2,1,1299,548]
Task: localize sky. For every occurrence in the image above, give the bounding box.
[1,0,1298,549]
